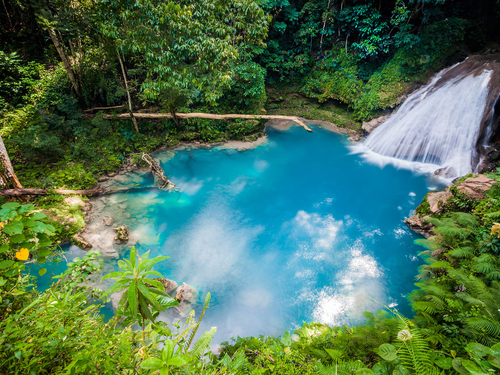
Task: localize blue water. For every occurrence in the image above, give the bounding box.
[37,125,446,343]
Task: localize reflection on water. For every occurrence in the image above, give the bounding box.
[39,125,446,344]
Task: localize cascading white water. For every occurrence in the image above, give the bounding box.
[352,65,493,179]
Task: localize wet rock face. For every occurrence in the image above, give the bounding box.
[434,167,457,178]
[361,115,389,134]
[72,233,93,250]
[347,133,362,142]
[114,225,129,243]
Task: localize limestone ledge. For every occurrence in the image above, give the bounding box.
[405,174,496,237]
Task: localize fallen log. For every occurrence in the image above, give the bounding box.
[105,112,313,132]
[83,105,125,112]
[142,153,177,190]
[0,186,160,197]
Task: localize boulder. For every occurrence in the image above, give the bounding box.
[347,133,362,142]
[72,233,93,250]
[110,290,125,312]
[154,278,178,295]
[103,216,115,226]
[433,167,457,178]
[114,225,129,243]
[173,282,198,317]
[455,175,496,200]
[404,215,434,238]
[361,115,389,134]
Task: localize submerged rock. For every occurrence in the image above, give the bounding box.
[103,216,115,226]
[72,233,93,250]
[347,133,362,142]
[173,282,198,317]
[114,225,129,243]
[361,115,389,134]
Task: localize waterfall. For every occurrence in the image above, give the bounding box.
[351,60,495,179]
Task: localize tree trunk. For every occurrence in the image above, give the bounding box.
[105,112,313,132]
[0,135,23,189]
[0,172,7,188]
[117,51,139,133]
[0,186,161,197]
[48,27,80,97]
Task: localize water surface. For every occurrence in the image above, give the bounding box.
[40,125,446,343]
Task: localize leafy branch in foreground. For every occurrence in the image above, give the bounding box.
[102,247,179,329]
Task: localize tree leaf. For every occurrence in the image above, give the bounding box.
[3,220,23,235]
[0,260,14,269]
[377,343,397,362]
[38,268,47,276]
[140,358,163,370]
[127,279,138,318]
[166,356,186,366]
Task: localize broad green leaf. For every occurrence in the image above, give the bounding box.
[9,234,25,243]
[138,255,169,273]
[158,296,179,309]
[32,212,46,220]
[104,280,130,295]
[0,244,8,254]
[102,271,127,281]
[37,248,51,257]
[377,343,397,362]
[0,260,14,269]
[130,246,136,269]
[3,221,23,235]
[38,268,47,276]
[137,281,164,312]
[435,357,452,370]
[140,358,163,370]
[18,204,34,214]
[2,202,20,209]
[466,343,491,359]
[461,360,488,375]
[23,219,36,227]
[164,339,175,360]
[452,358,471,374]
[166,356,186,366]
[117,260,132,272]
[142,270,164,278]
[372,361,393,375]
[138,294,155,322]
[128,279,138,318]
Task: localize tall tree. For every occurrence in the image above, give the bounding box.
[99,0,269,116]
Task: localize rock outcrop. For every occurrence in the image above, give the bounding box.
[455,174,496,200]
[361,115,389,134]
[173,282,198,317]
[405,174,497,237]
[72,233,93,250]
[114,225,129,243]
[404,215,434,238]
[154,278,178,295]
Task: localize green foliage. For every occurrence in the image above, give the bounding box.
[102,247,178,326]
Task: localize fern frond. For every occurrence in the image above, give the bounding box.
[189,326,216,360]
[412,301,438,315]
[467,317,500,337]
[448,247,475,258]
[185,292,211,351]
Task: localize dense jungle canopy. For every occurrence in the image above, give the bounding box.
[2,0,500,374]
